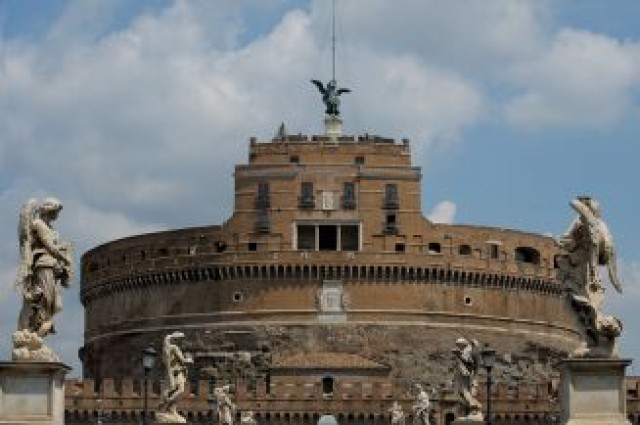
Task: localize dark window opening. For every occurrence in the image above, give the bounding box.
[140,250,146,260]
[299,182,314,208]
[322,376,334,395]
[215,241,227,253]
[248,242,257,251]
[290,155,299,163]
[488,244,500,259]
[354,156,365,165]
[157,248,169,257]
[395,243,405,252]
[464,296,472,306]
[297,225,315,250]
[256,211,270,233]
[384,213,398,234]
[384,184,399,209]
[89,263,99,272]
[428,242,441,254]
[341,225,359,251]
[459,244,472,255]
[256,182,270,209]
[319,225,338,251]
[515,246,541,265]
[233,292,243,302]
[342,182,356,209]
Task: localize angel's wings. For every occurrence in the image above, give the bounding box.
[311,79,325,94]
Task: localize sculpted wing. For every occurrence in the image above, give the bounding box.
[16,198,37,289]
[601,225,623,293]
[311,79,325,94]
[337,88,351,95]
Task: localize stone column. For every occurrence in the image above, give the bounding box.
[559,358,632,425]
[0,361,71,425]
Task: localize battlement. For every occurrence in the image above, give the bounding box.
[247,134,412,166]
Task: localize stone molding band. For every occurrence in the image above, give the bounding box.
[81,263,562,305]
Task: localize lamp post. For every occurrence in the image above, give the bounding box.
[480,345,496,425]
[142,345,157,425]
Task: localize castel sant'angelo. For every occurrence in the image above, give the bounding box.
[65,70,622,425]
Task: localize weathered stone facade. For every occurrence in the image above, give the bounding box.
[80,134,585,420]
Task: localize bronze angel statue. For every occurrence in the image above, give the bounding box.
[16,197,73,338]
[311,79,351,116]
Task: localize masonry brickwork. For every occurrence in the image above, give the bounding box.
[79,134,587,421]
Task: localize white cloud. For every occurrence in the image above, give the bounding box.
[316,0,548,74]
[428,200,457,224]
[505,29,640,129]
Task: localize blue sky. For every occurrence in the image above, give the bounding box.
[1,1,640,376]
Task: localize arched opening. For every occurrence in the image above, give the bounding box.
[515,246,541,264]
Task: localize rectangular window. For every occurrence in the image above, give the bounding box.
[342,182,356,209]
[296,223,360,252]
[297,225,315,250]
[354,156,365,165]
[384,213,398,234]
[341,225,359,251]
[318,225,338,251]
[488,243,500,259]
[384,183,399,209]
[256,182,270,209]
[299,182,315,208]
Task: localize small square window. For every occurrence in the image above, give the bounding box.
[354,156,365,165]
[395,243,405,252]
[248,242,257,251]
[290,155,299,163]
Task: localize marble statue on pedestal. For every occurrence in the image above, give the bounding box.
[156,332,193,423]
[216,384,236,425]
[557,197,623,358]
[412,384,431,425]
[13,198,73,362]
[452,338,482,421]
[389,400,405,425]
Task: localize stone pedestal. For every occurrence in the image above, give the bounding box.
[324,115,342,139]
[560,358,632,425]
[0,361,71,425]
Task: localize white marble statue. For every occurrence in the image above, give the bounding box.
[558,196,623,357]
[13,197,73,362]
[412,384,431,425]
[389,400,405,425]
[452,338,483,421]
[156,332,193,423]
[216,384,236,425]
